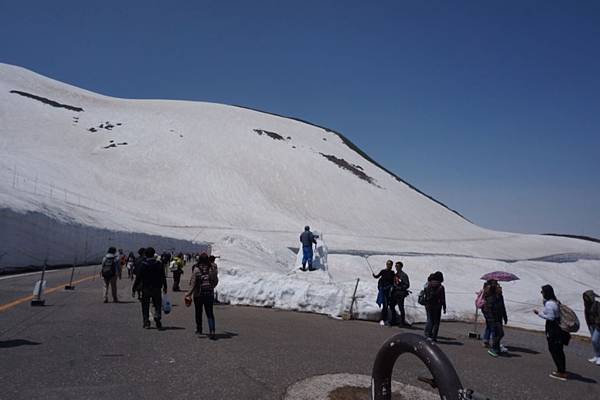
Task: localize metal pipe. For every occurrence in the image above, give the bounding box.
[371,333,463,400]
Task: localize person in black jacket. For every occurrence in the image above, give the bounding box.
[482,280,508,357]
[391,261,411,326]
[133,247,167,330]
[373,260,396,326]
[131,248,145,300]
[583,290,600,365]
[424,271,446,341]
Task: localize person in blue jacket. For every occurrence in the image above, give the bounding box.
[300,226,318,271]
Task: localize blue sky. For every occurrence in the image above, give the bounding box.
[1,1,599,237]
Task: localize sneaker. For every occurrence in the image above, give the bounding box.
[482,341,490,348]
[596,359,600,366]
[155,319,163,330]
[209,332,217,340]
[500,344,508,353]
[143,321,151,329]
[379,320,385,326]
[549,371,568,381]
[487,349,499,358]
[588,357,598,363]
[103,299,108,303]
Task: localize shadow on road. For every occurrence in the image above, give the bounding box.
[200,331,238,341]
[0,339,41,348]
[505,345,540,355]
[436,339,464,346]
[149,326,186,331]
[567,372,597,384]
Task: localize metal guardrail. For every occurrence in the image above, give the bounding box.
[371,333,490,400]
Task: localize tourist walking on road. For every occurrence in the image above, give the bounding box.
[391,261,410,326]
[133,247,167,330]
[300,226,318,271]
[423,271,446,341]
[132,248,145,300]
[170,253,184,291]
[186,253,219,339]
[534,284,570,381]
[101,246,121,303]
[583,290,600,365]
[482,280,508,357]
[373,260,395,326]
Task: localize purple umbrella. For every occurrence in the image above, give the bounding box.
[480,271,519,282]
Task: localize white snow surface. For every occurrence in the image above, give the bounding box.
[1,63,599,334]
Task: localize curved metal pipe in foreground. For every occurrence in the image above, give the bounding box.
[371,333,463,400]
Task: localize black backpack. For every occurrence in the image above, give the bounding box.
[101,255,116,279]
[418,287,430,306]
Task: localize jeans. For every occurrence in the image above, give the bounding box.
[591,326,600,357]
[141,288,162,324]
[194,291,215,333]
[172,270,182,291]
[548,338,566,373]
[425,306,442,340]
[483,322,496,342]
[302,246,313,269]
[103,275,118,302]
[488,321,504,352]
[390,294,407,324]
[546,320,566,373]
[378,286,393,323]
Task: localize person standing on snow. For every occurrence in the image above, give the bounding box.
[100,246,121,303]
[133,247,167,330]
[373,260,396,326]
[300,226,318,271]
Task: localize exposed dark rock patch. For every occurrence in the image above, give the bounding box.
[320,153,379,187]
[286,136,292,140]
[103,142,127,149]
[322,138,327,141]
[87,121,122,133]
[253,129,285,141]
[9,90,84,112]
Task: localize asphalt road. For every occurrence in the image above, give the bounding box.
[0,267,598,400]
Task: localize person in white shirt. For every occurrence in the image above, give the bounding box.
[534,284,569,381]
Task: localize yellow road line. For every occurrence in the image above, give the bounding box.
[0,274,97,313]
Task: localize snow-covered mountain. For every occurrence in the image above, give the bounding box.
[1,63,599,332]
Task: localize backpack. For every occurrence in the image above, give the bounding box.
[418,287,429,306]
[101,255,116,279]
[475,290,486,309]
[558,303,580,333]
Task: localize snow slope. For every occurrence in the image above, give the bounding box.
[1,63,599,333]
